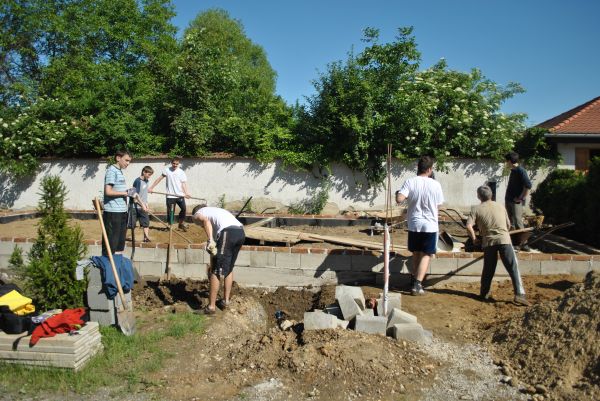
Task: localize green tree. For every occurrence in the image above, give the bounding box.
[0,0,178,175]
[167,9,294,159]
[17,176,88,310]
[297,27,527,184]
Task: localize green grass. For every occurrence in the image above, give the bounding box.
[0,312,206,397]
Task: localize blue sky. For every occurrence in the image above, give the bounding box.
[171,0,599,126]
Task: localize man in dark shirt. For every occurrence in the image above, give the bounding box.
[504,152,532,249]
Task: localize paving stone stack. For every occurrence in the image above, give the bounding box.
[0,322,103,371]
[303,285,432,344]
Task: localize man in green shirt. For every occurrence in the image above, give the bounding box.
[466,185,529,306]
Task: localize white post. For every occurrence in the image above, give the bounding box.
[383,224,390,316]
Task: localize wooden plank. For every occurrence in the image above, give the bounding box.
[245,217,275,228]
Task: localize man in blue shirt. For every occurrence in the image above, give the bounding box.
[504,151,533,251]
[103,150,134,256]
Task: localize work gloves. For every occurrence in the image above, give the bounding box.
[207,239,218,256]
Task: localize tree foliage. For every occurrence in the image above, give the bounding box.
[16,176,88,309]
[296,27,529,184]
[167,9,294,159]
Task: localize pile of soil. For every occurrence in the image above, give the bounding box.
[491,272,600,401]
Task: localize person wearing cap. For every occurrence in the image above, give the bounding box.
[466,185,529,306]
[191,205,245,315]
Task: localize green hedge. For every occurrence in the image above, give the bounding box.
[531,158,600,247]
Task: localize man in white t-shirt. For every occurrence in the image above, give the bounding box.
[396,156,444,295]
[148,156,191,231]
[191,205,245,315]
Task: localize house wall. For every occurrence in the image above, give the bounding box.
[0,157,551,212]
[557,143,600,169]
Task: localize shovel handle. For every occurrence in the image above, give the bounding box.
[93,198,128,309]
[150,190,206,202]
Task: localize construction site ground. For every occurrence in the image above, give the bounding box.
[1,217,598,400]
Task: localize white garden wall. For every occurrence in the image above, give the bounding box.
[0,157,551,212]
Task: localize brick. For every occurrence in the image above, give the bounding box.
[541,260,571,275]
[335,285,366,310]
[337,293,363,321]
[291,248,308,254]
[392,323,431,344]
[551,254,572,261]
[377,293,402,317]
[303,311,338,330]
[355,315,387,335]
[572,255,592,261]
[570,261,591,276]
[528,253,552,261]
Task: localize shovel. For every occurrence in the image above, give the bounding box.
[93,198,136,336]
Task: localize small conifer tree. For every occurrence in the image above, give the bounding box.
[19,175,88,310]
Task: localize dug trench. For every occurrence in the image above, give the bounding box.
[131,272,599,401]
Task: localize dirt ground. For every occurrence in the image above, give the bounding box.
[127,273,598,401]
[0,216,477,250]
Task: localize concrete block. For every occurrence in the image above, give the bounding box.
[299,253,329,270]
[368,256,406,274]
[89,309,116,326]
[139,261,164,278]
[375,272,411,288]
[363,308,374,317]
[351,255,381,272]
[570,261,591,276]
[355,315,387,335]
[249,251,276,268]
[87,265,103,287]
[429,258,459,275]
[84,244,102,256]
[185,263,209,280]
[337,293,363,321]
[377,293,402,317]
[387,308,417,335]
[235,266,319,287]
[304,311,338,330]
[334,271,374,285]
[517,260,542,275]
[184,248,205,264]
[541,260,571,275]
[337,318,349,329]
[131,247,157,262]
[392,323,431,344]
[335,285,366,310]
[324,305,343,319]
[0,241,19,255]
[86,286,113,310]
[168,263,185,278]
[233,250,251,266]
[453,257,485,275]
[275,253,301,269]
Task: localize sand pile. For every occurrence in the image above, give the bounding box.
[492,272,600,400]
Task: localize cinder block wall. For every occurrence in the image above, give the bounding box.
[0,238,596,287]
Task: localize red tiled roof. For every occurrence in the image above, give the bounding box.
[538,96,600,134]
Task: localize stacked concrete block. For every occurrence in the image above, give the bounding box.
[386,308,418,336]
[376,293,402,317]
[324,304,343,319]
[86,263,116,326]
[392,323,432,344]
[337,293,363,321]
[355,316,387,335]
[304,311,338,330]
[336,318,349,329]
[335,285,366,309]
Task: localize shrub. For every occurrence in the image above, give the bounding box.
[531,160,600,247]
[17,176,88,310]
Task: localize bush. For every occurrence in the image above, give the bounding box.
[16,176,88,310]
[531,160,600,247]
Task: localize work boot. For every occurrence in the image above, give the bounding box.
[411,280,425,296]
[479,293,495,302]
[514,295,530,306]
[216,299,230,311]
[178,222,189,232]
